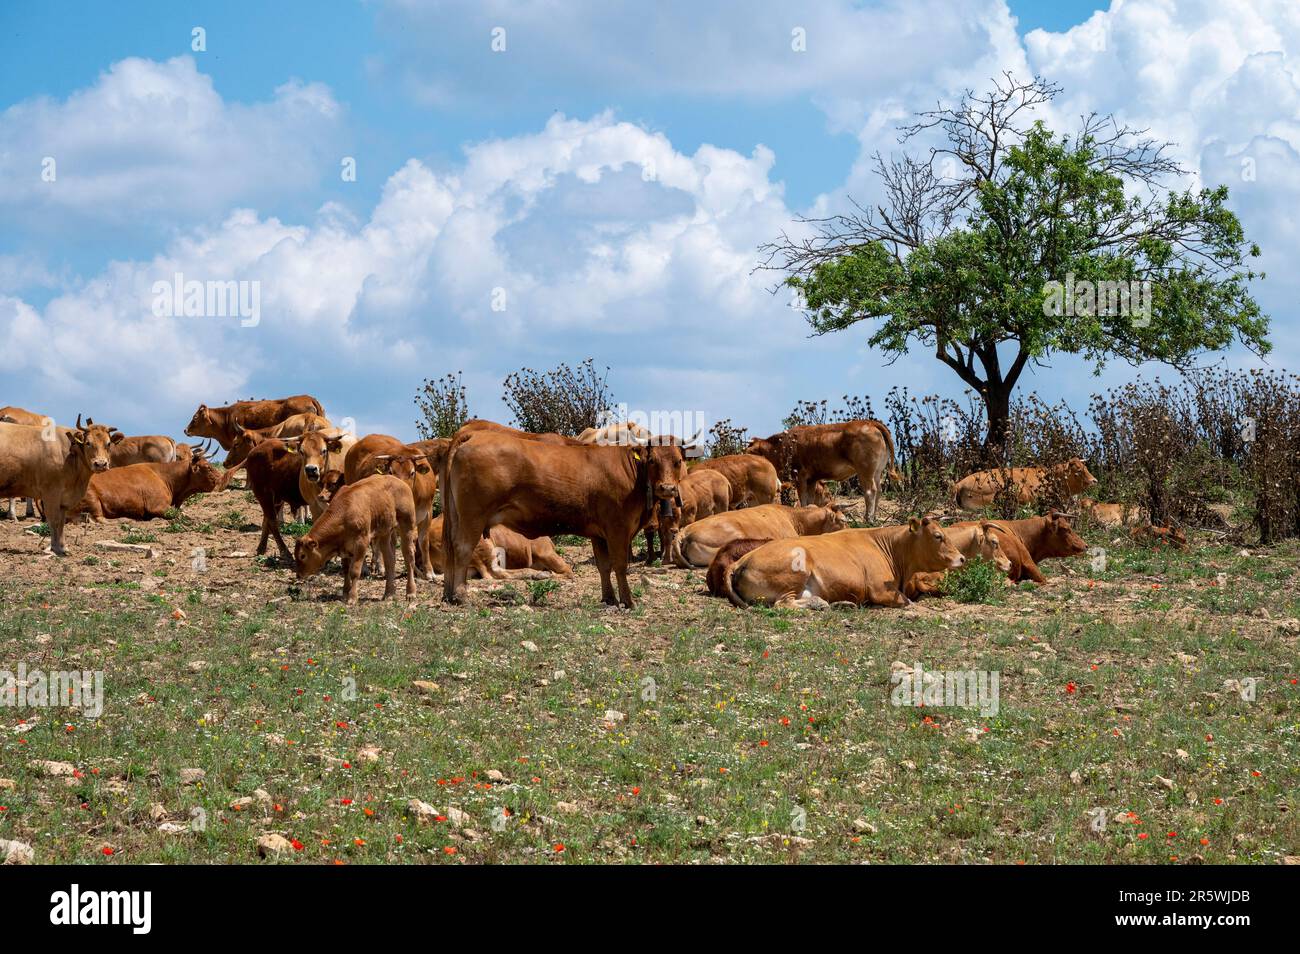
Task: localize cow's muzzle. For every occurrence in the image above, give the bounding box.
[92,459,110,472]
[305,465,321,482]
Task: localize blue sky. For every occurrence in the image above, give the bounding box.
[2,1,1295,439]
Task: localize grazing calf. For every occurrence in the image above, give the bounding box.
[441,429,687,607]
[711,517,963,609]
[74,448,222,521]
[184,394,325,450]
[691,454,779,509]
[426,515,571,579]
[746,419,899,521]
[952,458,1097,510]
[220,439,308,563]
[0,416,115,555]
[294,475,417,605]
[344,434,436,578]
[904,522,1012,598]
[670,502,848,568]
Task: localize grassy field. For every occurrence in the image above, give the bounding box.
[1,491,1298,864]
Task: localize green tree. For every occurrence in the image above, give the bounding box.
[761,75,1269,449]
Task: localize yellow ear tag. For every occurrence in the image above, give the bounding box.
[633,452,642,461]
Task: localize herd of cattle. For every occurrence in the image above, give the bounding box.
[0,393,1167,609]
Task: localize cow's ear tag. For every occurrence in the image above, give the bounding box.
[632,451,642,461]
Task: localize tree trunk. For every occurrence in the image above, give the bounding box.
[983,380,1012,457]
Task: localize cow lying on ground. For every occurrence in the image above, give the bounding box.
[426,515,571,579]
[73,446,222,521]
[950,512,1088,583]
[441,429,686,606]
[577,421,653,445]
[952,458,1097,510]
[0,405,47,520]
[708,517,963,609]
[690,454,780,509]
[1130,522,1188,549]
[1077,497,1143,528]
[0,415,115,555]
[294,475,418,605]
[670,502,848,568]
[219,439,309,564]
[184,394,324,450]
[108,435,182,467]
[903,522,1012,598]
[344,434,435,578]
[746,419,899,522]
[223,413,334,468]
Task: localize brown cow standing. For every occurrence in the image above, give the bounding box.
[219,439,309,563]
[440,429,687,607]
[294,430,356,519]
[74,448,223,521]
[746,420,898,522]
[710,517,963,609]
[294,475,418,605]
[222,413,334,468]
[344,434,436,579]
[0,405,48,519]
[0,416,115,555]
[670,502,849,568]
[426,515,571,579]
[690,454,779,509]
[951,458,1097,510]
[184,395,324,450]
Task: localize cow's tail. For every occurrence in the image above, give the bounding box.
[872,420,903,486]
[668,527,693,569]
[707,537,770,608]
[440,435,462,597]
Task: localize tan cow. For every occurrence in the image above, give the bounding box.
[746,420,899,522]
[426,515,571,579]
[670,502,849,568]
[952,457,1097,510]
[0,405,47,519]
[344,434,435,579]
[294,475,418,605]
[710,517,964,609]
[108,435,181,467]
[690,454,780,509]
[950,512,1088,583]
[291,430,357,519]
[0,415,115,554]
[73,447,223,521]
[184,395,324,450]
[904,522,1012,598]
[454,419,581,445]
[577,421,653,445]
[440,428,687,607]
[1077,497,1143,528]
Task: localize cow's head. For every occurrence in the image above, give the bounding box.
[1060,457,1098,493]
[295,431,346,485]
[977,521,1013,573]
[635,440,688,517]
[811,503,850,533]
[745,436,779,464]
[1040,511,1088,558]
[908,515,965,570]
[71,415,115,473]
[223,424,269,469]
[184,404,214,437]
[294,536,326,579]
[374,453,430,481]
[183,445,223,496]
[320,469,345,503]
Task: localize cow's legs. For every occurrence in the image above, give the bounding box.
[443,515,481,604]
[864,580,908,608]
[2,498,13,521]
[607,533,635,608]
[397,527,417,599]
[415,512,433,581]
[590,537,616,605]
[25,497,35,518]
[343,548,364,605]
[856,465,884,523]
[44,499,68,556]
[796,474,814,507]
[379,531,397,600]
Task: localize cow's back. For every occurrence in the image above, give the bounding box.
[0,423,72,495]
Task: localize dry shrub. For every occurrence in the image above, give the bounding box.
[414,372,471,439]
[502,358,614,436]
[706,418,749,458]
